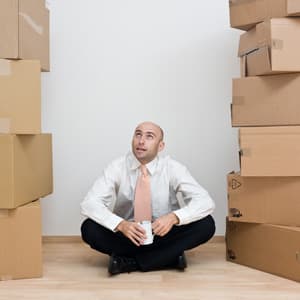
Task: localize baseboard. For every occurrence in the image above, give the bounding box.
[42,236,83,243]
[42,235,224,243]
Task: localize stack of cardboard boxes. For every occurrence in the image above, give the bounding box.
[227,0,300,282]
[0,0,52,280]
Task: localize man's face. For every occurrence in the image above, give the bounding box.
[131,122,165,164]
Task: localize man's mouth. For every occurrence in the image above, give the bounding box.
[136,147,146,152]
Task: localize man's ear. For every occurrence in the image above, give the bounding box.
[158,141,165,152]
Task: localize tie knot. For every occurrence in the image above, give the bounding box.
[140,165,148,177]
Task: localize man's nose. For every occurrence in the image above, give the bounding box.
[138,136,145,144]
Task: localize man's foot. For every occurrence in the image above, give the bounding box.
[108,254,139,275]
[176,252,187,270]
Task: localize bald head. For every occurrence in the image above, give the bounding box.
[132,121,165,164]
[135,121,164,141]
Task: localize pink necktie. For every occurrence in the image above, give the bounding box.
[134,165,152,222]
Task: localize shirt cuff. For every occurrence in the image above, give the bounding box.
[106,215,124,232]
[172,208,190,225]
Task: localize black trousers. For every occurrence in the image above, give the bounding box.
[81,215,215,271]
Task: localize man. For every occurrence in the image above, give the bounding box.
[81,121,215,275]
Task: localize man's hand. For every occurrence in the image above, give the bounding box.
[152,213,179,237]
[116,220,146,246]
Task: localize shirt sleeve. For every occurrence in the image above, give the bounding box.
[169,160,215,225]
[80,160,124,232]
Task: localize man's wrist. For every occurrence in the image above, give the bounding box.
[115,220,125,232]
[171,213,180,225]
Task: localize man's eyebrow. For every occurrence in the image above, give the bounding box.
[145,131,156,136]
[135,129,157,136]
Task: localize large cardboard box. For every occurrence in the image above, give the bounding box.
[229,0,300,30]
[239,126,300,176]
[0,59,41,134]
[0,200,42,280]
[0,0,49,71]
[0,134,52,209]
[231,74,300,127]
[239,18,300,76]
[227,172,300,226]
[226,219,300,282]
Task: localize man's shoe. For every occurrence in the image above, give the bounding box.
[176,252,187,270]
[108,254,139,275]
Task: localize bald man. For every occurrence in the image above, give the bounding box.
[81,122,215,275]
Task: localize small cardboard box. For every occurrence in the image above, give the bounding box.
[231,74,300,127]
[226,219,300,282]
[0,59,41,134]
[0,0,49,71]
[239,18,300,76]
[239,126,300,176]
[227,172,300,226]
[0,200,42,280]
[0,134,53,209]
[229,0,300,30]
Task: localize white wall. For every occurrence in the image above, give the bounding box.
[41,0,240,236]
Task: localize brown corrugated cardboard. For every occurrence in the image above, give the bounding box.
[239,126,300,176]
[238,18,300,76]
[229,0,300,30]
[228,171,300,226]
[0,200,42,280]
[0,134,53,209]
[232,74,300,127]
[226,219,300,282]
[0,0,49,71]
[0,59,41,134]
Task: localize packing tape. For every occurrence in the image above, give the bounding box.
[19,12,44,35]
[229,0,256,6]
[0,60,11,76]
[272,39,284,50]
[232,96,245,105]
[45,0,51,10]
[0,210,9,218]
[0,118,11,133]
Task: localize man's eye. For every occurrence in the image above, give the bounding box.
[147,135,154,139]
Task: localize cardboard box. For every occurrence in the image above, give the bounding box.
[239,18,300,76]
[0,59,41,134]
[0,134,53,209]
[0,0,49,71]
[231,74,300,127]
[228,172,300,226]
[239,126,300,176]
[226,219,300,282]
[0,200,42,280]
[229,0,300,30]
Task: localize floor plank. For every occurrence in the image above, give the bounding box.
[0,241,299,300]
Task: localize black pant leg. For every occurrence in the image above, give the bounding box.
[81,218,140,256]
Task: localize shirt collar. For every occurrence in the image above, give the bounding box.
[128,151,158,176]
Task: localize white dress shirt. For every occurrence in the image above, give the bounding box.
[81,152,215,231]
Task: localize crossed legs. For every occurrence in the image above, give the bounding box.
[81,215,215,272]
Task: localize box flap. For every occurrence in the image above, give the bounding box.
[238,21,271,56]
[246,46,271,76]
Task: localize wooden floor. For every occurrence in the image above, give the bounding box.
[1,240,300,300]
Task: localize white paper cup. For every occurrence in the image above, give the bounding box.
[139,221,153,245]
